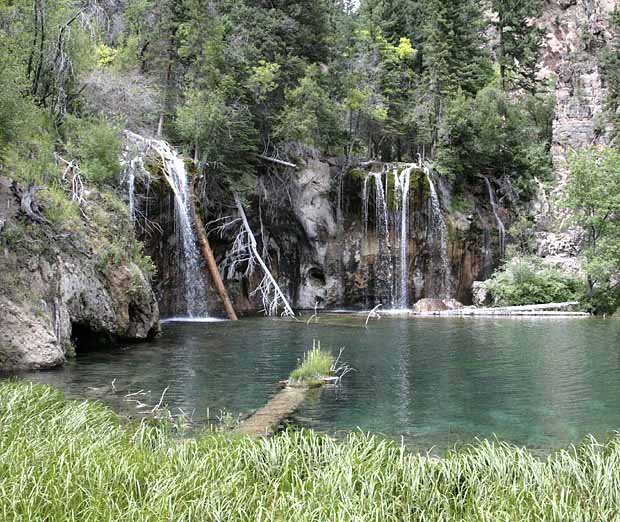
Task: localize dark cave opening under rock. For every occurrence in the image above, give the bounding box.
[70,323,115,354]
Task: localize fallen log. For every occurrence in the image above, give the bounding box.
[237,386,307,437]
[189,187,238,321]
[255,154,297,169]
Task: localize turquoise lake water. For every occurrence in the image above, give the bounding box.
[6,315,620,453]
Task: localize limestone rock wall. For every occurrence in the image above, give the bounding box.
[535,0,616,266]
[0,177,160,370]
[200,158,507,312]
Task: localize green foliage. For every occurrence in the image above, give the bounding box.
[506,215,537,258]
[289,341,334,385]
[275,65,343,152]
[435,84,552,189]
[38,186,81,229]
[489,0,545,91]
[565,147,620,313]
[6,382,620,520]
[485,256,582,306]
[63,116,122,185]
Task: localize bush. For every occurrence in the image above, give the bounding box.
[63,116,122,185]
[485,256,583,306]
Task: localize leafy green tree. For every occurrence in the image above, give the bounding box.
[434,83,552,188]
[274,65,342,153]
[565,147,620,311]
[421,0,492,149]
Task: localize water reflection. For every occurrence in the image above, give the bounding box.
[4,316,620,453]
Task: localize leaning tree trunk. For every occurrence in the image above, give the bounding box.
[189,187,238,321]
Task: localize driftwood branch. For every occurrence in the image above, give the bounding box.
[14,183,49,225]
[365,304,382,327]
[255,154,297,169]
[234,193,295,318]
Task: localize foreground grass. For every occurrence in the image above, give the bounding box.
[2,383,620,520]
[289,341,334,385]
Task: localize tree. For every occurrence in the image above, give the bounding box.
[488,0,545,92]
[421,0,491,149]
[274,65,342,154]
[565,147,620,312]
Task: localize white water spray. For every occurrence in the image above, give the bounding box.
[393,164,415,308]
[424,166,450,297]
[152,141,208,318]
[123,131,208,318]
[483,176,506,259]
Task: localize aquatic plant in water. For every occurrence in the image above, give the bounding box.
[289,340,335,386]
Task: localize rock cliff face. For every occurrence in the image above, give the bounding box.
[535,0,616,267]
[184,158,508,313]
[0,177,160,370]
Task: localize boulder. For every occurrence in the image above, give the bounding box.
[0,176,160,371]
[414,298,449,313]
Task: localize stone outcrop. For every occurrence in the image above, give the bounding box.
[535,0,616,265]
[413,299,449,313]
[0,177,160,370]
[187,157,507,313]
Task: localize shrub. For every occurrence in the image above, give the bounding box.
[485,256,583,306]
[63,116,122,185]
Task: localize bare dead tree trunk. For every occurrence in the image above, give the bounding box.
[189,187,238,321]
[234,193,295,318]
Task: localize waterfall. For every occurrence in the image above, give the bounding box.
[483,176,506,259]
[370,171,393,306]
[362,175,370,247]
[425,167,450,298]
[152,141,208,318]
[393,165,414,308]
[123,131,209,317]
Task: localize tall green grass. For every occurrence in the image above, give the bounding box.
[2,381,620,520]
[289,340,334,384]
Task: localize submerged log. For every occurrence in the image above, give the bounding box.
[237,386,307,437]
[189,188,238,321]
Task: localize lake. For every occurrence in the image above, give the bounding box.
[5,315,620,453]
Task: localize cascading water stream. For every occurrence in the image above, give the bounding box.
[425,167,450,298]
[370,171,393,306]
[151,141,208,318]
[127,169,135,223]
[483,176,506,259]
[362,175,370,250]
[393,165,414,308]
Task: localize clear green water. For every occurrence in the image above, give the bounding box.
[5,316,620,453]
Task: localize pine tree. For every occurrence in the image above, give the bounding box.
[421,0,491,148]
[489,0,545,92]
